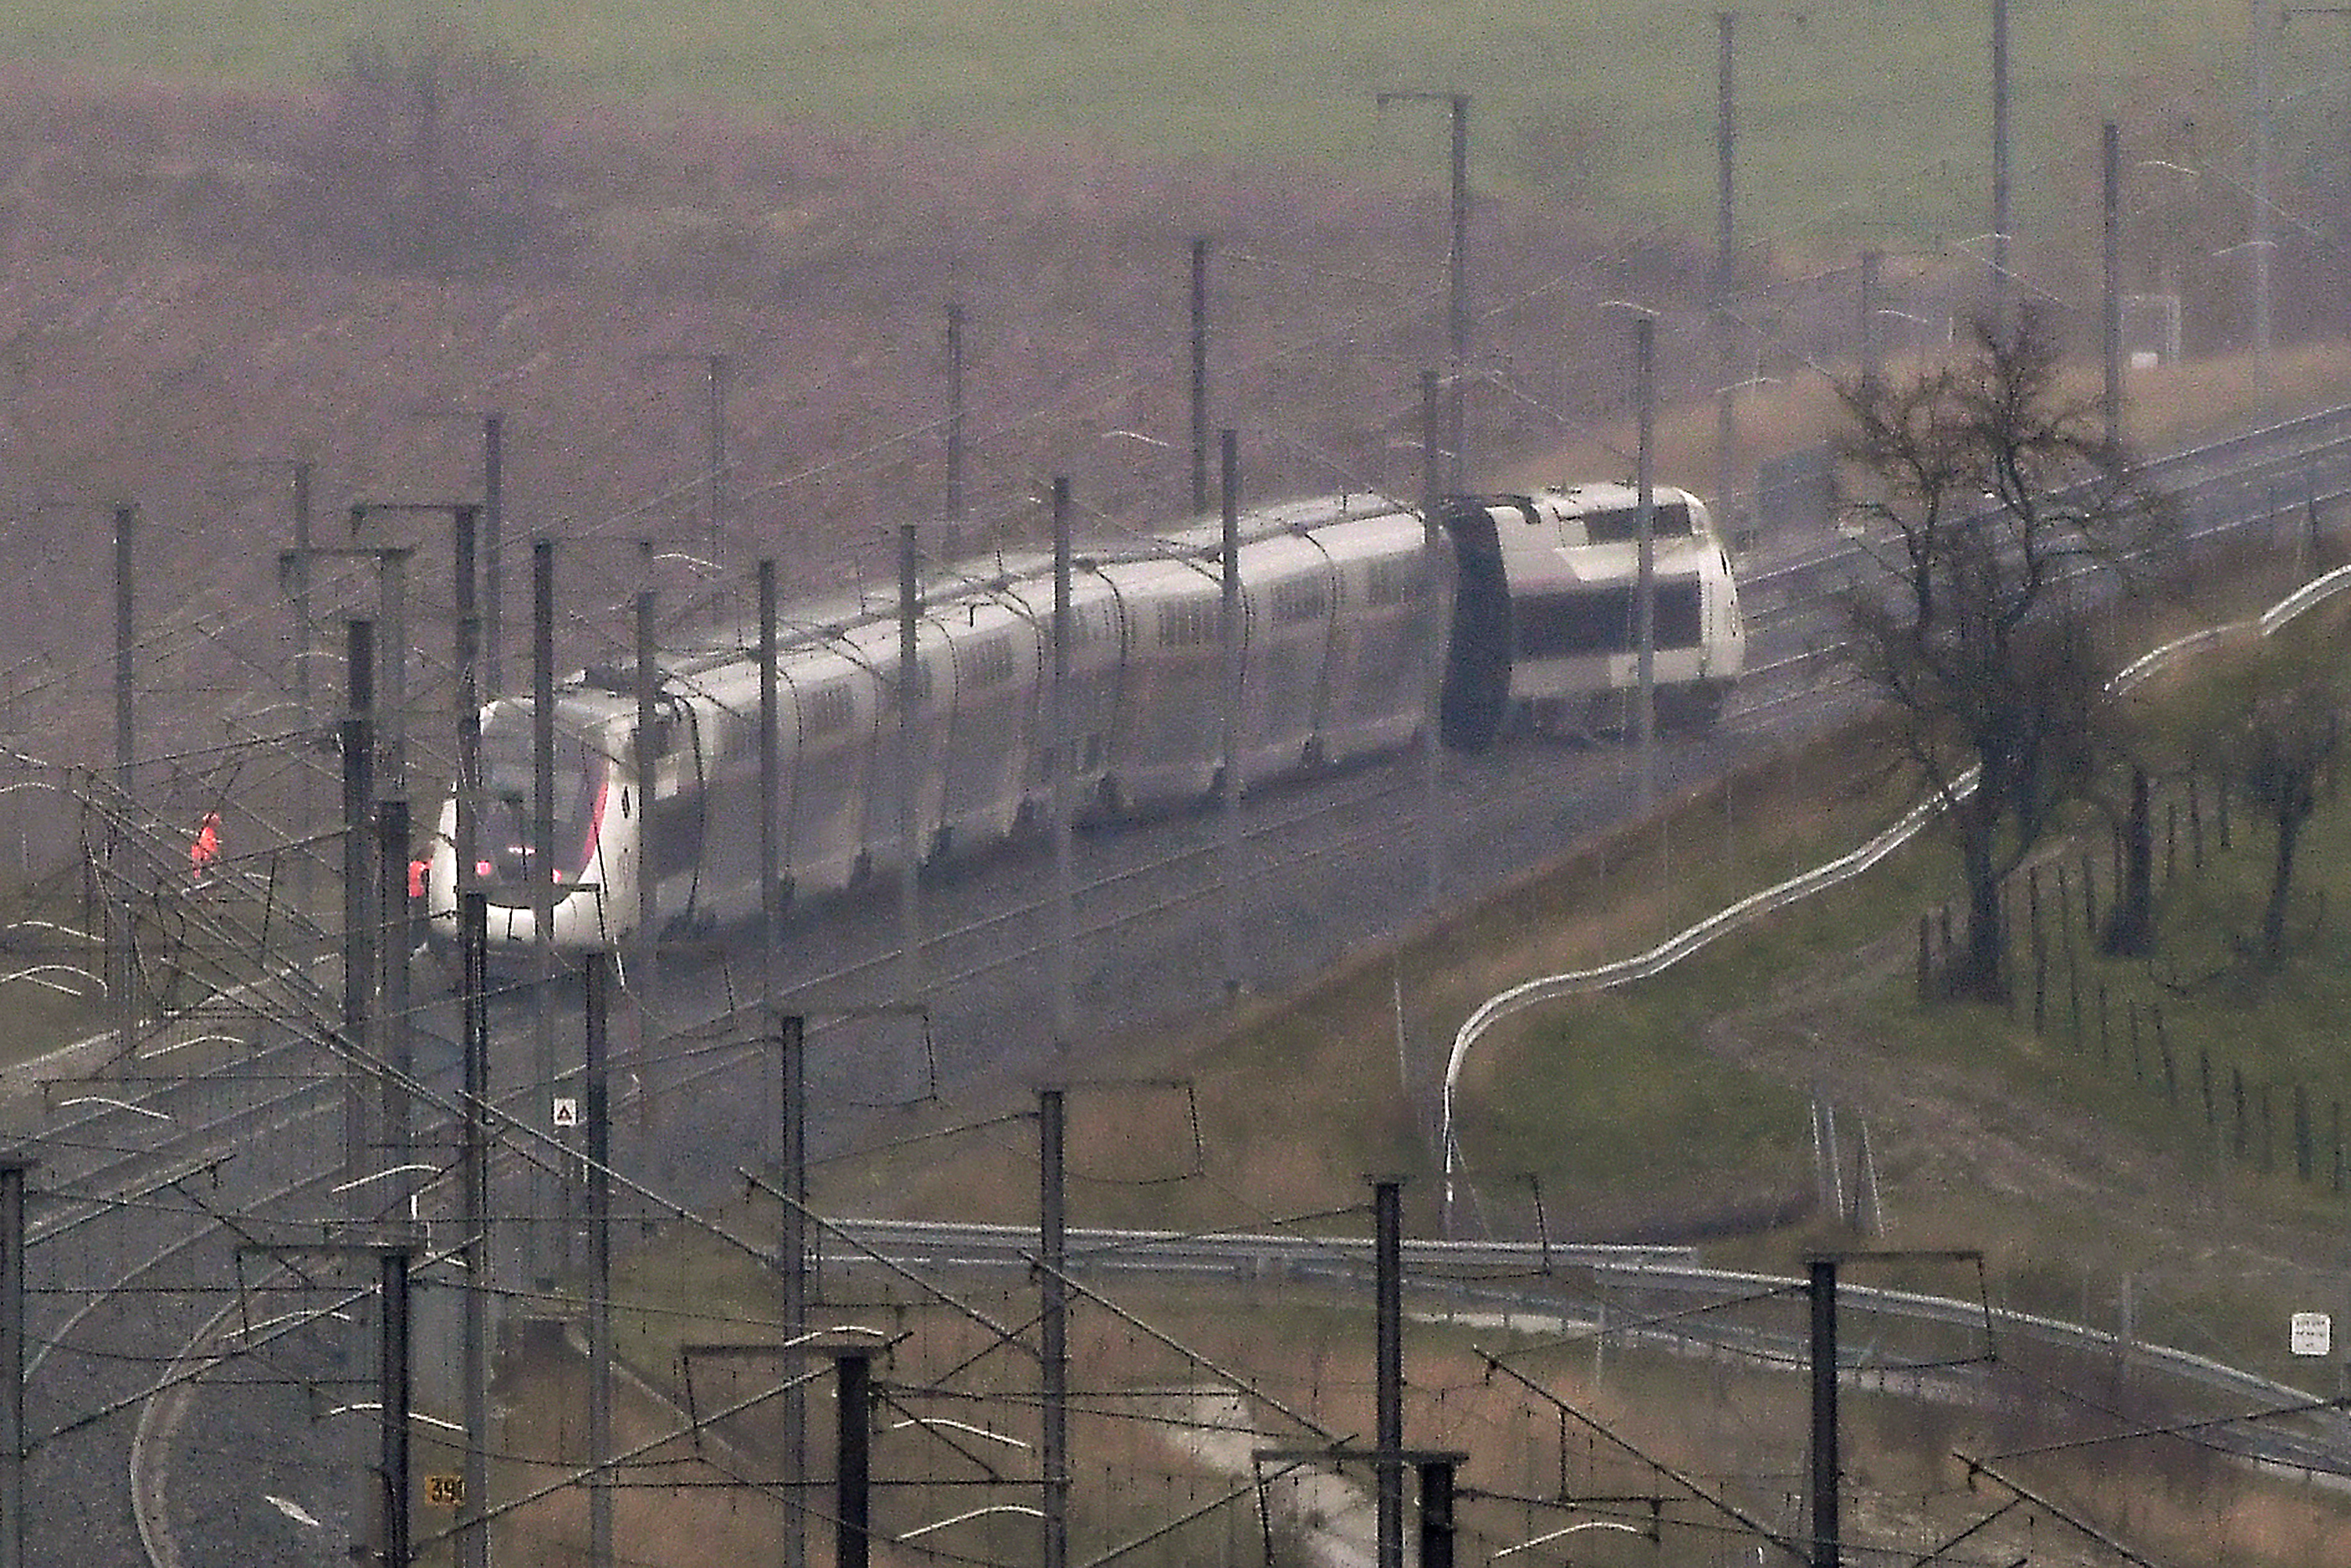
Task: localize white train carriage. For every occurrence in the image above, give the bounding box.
[429,482,1740,962]
[992,555,1130,822]
[1282,502,1432,768]
[1229,526,1337,787]
[767,641,883,903]
[1439,484,1743,749]
[1094,550,1227,814]
[931,590,1042,862]
[425,691,633,950]
[828,611,959,883]
[668,628,864,918]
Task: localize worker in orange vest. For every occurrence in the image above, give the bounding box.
[408,854,432,951]
[190,810,222,885]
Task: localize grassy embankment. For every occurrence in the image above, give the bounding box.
[525,559,2351,1568]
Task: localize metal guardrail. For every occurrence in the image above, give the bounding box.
[829,1219,2351,1478]
[1438,442,2351,1229]
[829,1217,1696,1275]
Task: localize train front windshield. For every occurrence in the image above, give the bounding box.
[476,712,608,909]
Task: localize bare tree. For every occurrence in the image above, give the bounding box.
[1835,308,2175,1001]
[2190,636,2345,971]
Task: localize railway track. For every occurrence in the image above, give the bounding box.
[10,402,2351,1566]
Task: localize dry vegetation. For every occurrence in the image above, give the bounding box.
[18,36,2351,1566]
[0,47,1729,851]
[1,37,2349,861]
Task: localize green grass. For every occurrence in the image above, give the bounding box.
[7,0,2337,249]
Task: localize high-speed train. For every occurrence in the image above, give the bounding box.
[424,482,1742,953]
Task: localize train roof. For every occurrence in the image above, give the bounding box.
[507,491,1426,714]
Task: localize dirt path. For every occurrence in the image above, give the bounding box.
[1702,920,2331,1297]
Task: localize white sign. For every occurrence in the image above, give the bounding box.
[2291,1312,2331,1357]
[551,1096,579,1129]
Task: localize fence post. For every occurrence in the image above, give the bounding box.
[2232,1066,2247,1161]
[2155,1004,2175,1102]
[2295,1084,2313,1181]
[2190,774,2204,869]
[2029,867,2045,1032]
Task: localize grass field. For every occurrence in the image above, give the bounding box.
[5,0,2335,252]
[567,567,2351,1563]
[798,543,2351,1377]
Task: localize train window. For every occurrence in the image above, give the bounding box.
[1365,559,1422,606]
[1515,582,1705,655]
[1052,607,1103,648]
[1159,601,1221,648]
[802,684,855,737]
[1272,579,1329,623]
[1577,501,1694,544]
[477,710,609,906]
[963,635,1016,688]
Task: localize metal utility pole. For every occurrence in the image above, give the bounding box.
[638,352,731,575]
[761,562,803,1568]
[758,559,784,1094]
[458,882,491,1568]
[1218,431,1243,996]
[584,953,615,1568]
[1859,250,1884,397]
[1716,12,1740,538]
[1191,240,1211,516]
[113,504,132,808]
[946,303,966,525]
[897,521,926,1015]
[632,571,666,1200]
[1376,91,1471,488]
[1419,371,1446,910]
[1050,481,1076,1050]
[2253,0,2276,410]
[707,355,730,572]
[835,1349,874,1568]
[375,1243,419,1568]
[532,539,558,1290]
[454,524,491,1568]
[483,415,504,696]
[777,1011,808,1568]
[1373,1178,1404,1568]
[1417,1460,1457,1568]
[111,503,136,1065]
[2103,122,2124,448]
[1634,317,1658,812]
[346,509,434,796]
[290,463,317,913]
[1809,1256,1839,1568]
[633,578,658,1009]
[408,412,505,692]
[1445,96,1468,488]
[1039,1088,1069,1568]
[341,633,376,1236]
[1991,0,2012,318]
[376,797,412,1181]
[0,1158,33,1568]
